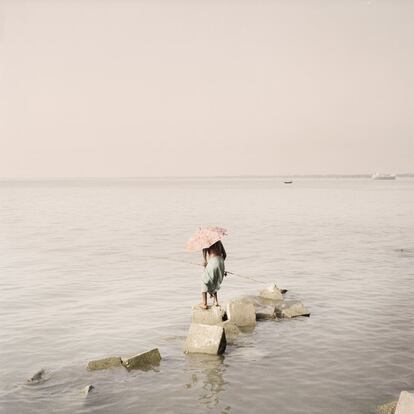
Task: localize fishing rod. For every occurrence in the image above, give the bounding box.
[145,255,264,284]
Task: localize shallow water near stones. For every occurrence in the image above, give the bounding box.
[0,177,413,414]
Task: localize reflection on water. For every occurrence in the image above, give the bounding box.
[184,354,230,412]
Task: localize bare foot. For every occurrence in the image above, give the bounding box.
[198,303,209,309]
[213,303,219,307]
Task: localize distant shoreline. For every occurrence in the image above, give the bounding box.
[0,174,413,181]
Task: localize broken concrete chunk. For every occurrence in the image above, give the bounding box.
[221,321,240,344]
[82,385,95,396]
[259,283,283,300]
[227,300,256,327]
[121,348,161,371]
[274,300,310,318]
[255,304,277,320]
[192,304,225,325]
[184,323,226,355]
[87,356,122,371]
[395,391,414,414]
[27,369,46,384]
[377,400,397,414]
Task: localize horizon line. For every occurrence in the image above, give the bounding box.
[1,173,413,180]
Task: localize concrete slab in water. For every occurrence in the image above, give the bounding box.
[191,304,225,325]
[259,283,283,300]
[221,321,240,343]
[274,300,310,318]
[256,304,277,320]
[121,348,161,371]
[227,300,256,327]
[26,369,46,384]
[184,323,226,355]
[395,391,414,414]
[82,385,95,396]
[87,356,122,371]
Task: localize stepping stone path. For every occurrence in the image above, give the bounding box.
[184,282,311,355]
[28,282,311,400]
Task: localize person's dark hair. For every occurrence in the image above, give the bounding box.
[202,240,226,267]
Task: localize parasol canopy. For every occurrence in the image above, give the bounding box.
[186,226,228,251]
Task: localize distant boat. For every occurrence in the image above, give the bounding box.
[372,173,396,180]
[283,180,293,184]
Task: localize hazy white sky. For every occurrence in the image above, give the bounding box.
[0,0,413,177]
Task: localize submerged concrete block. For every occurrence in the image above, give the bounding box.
[395,391,414,414]
[27,369,46,384]
[227,300,256,327]
[377,400,397,414]
[184,323,226,355]
[87,356,122,371]
[274,300,310,318]
[259,283,283,300]
[121,348,161,371]
[221,321,240,344]
[192,304,225,325]
[82,385,95,396]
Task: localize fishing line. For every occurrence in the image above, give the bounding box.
[144,255,264,284]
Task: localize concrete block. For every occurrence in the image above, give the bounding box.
[221,321,240,344]
[87,356,122,371]
[256,304,277,320]
[259,283,283,300]
[121,348,161,371]
[192,304,225,325]
[229,295,257,305]
[274,300,310,318]
[227,300,256,327]
[82,385,95,396]
[377,400,397,414]
[395,391,414,414]
[27,369,46,384]
[184,323,226,355]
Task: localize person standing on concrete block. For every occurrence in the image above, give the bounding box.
[200,241,227,309]
[186,226,229,309]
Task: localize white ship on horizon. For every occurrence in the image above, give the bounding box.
[372,172,396,180]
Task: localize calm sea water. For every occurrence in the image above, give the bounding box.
[0,177,413,414]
